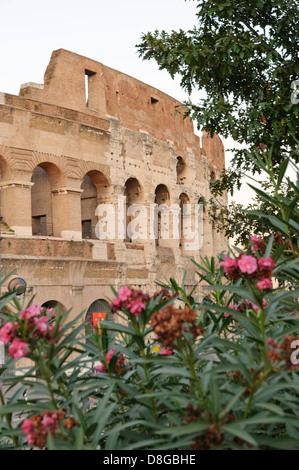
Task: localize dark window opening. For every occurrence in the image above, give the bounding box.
[176,156,186,184]
[32,215,53,236]
[82,219,92,239]
[85,69,96,107]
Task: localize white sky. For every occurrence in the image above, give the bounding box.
[0,0,256,204]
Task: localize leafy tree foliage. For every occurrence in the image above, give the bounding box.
[137,0,299,193]
[205,157,298,246]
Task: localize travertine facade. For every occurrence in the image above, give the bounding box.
[0,49,227,322]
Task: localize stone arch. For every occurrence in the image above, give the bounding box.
[85,298,113,335]
[155,184,170,205]
[41,299,67,315]
[31,162,66,237]
[81,169,110,239]
[78,161,110,187]
[124,177,142,203]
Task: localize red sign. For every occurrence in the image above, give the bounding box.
[92,312,107,334]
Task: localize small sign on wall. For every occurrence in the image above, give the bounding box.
[92,312,107,334]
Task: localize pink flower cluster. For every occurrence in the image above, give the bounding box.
[220,237,276,291]
[159,347,173,356]
[251,235,266,253]
[111,286,150,316]
[21,409,77,449]
[95,347,125,375]
[0,304,60,360]
[225,298,267,318]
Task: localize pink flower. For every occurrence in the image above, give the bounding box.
[238,254,258,275]
[258,257,276,278]
[127,298,145,316]
[47,307,56,319]
[251,235,265,252]
[19,304,42,321]
[95,349,125,375]
[95,362,106,373]
[258,257,276,268]
[21,419,36,446]
[35,316,49,335]
[112,297,122,308]
[219,256,239,279]
[0,322,15,344]
[26,433,36,445]
[106,348,115,364]
[42,414,57,433]
[225,304,240,317]
[257,278,272,290]
[8,338,28,359]
[159,347,173,355]
[250,298,268,312]
[21,418,34,434]
[96,348,115,373]
[118,287,132,302]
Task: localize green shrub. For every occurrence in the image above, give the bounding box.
[0,155,298,450]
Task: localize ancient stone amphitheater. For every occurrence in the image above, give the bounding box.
[0,49,227,325]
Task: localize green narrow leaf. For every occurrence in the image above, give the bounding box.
[222,423,257,446]
[255,403,284,416]
[277,158,289,187]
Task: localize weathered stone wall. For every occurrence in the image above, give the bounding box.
[0,49,227,323]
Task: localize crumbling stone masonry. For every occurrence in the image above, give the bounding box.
[0,49,227,323]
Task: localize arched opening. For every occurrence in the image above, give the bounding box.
[31,162,65,237]
[85,299,113,335]
[41,300,67,315]
[81,170,110,240]
[124,178,142,242]
[31,166,52,236]
[154,184,170,246]
[176,156,186,184]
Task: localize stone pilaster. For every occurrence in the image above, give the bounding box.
[51,187,83,240]
[0,180,34,236]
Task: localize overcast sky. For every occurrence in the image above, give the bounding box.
[0,0,199,100]
[0,0,256,204]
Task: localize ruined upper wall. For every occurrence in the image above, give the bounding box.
[16,49,225,171]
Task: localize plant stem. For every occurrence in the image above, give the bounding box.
[0,384,19,447]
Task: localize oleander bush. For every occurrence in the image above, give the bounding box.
[0,154,298,450]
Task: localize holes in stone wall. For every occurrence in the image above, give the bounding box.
[176,156,186,184]
[85,69,96,108]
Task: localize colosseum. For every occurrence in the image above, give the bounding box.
[0,48,227,326]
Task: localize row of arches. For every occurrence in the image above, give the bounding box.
[30,162,194,247]
[0,152,204,249]
[31,164,110,238]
